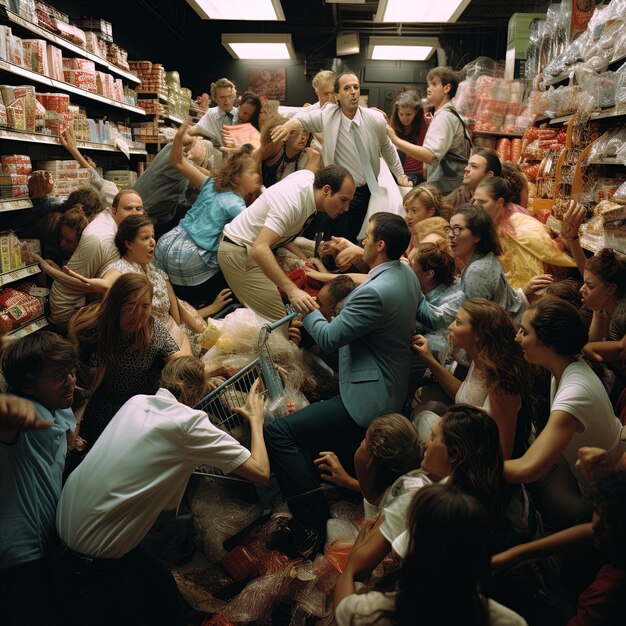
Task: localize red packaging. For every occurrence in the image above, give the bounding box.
[0,288,43,329]
[220,545,262,582]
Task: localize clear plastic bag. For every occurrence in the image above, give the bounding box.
[191,479,263,563]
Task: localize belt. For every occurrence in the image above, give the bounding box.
[222,235,245,247]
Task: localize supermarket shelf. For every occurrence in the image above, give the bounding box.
[0,128,147,155]
[6,316,48,338]
[163,114,183,124]
[586,156,625,166]
[0,7,140,84]
[0,263,41,287]
[137,92,169,104]
[0,59,146,116]
[473,131,524,139]
[0,198,33,212]
[540,106,626,126]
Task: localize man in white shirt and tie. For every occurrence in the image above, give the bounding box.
[191,77,238,147]
[271,72,411,243]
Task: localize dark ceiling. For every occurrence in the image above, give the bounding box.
[51,0,553,95]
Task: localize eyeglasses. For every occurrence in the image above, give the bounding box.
[34,368,77,385]
[444,225,464,237]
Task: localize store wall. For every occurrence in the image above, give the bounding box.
[50,0,504,111]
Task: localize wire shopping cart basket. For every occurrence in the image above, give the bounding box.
[192,310,297,515]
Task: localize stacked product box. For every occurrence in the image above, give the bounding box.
[62,58,97,93]
[105,169,137,190]
[35,159,91,197]
[36,91,71,135]
[0,85,38,131]
[0,232,24,273]
[69,17,113,43]
[131,61,168,99]
[0,155,32,199]
[21,39,48,75]
[84,31,107,59]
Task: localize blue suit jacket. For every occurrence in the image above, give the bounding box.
[303,260,421,427]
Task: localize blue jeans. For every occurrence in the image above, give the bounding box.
[265,397,365,532]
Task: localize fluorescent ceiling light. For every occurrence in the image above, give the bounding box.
[367,37,438,61]
[222,34,295,59]
[186,0,285,21]
[375,0,471,23]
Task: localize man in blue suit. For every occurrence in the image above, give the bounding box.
[265,213,421,555]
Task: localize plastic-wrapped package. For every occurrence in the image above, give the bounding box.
[172,567,230,614]
[221,568,294,623]
[191,479,263,563]
[266,383,309,419]
[586,128,626,164]
[324,518,359,574]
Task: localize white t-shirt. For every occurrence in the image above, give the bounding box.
[379,469,435,544]
[56,389,250,558]
[335,591,528,626]
[49,209,119,324]
[223,169,317,248]
[550,359,625,493]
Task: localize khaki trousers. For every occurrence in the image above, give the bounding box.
[217,240,287,322]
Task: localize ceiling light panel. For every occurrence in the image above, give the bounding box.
[186,0,285,21]
[375,0,471,23]
[222,34,295,59]
[367,36,438,61]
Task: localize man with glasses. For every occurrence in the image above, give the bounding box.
[0,331,78,625]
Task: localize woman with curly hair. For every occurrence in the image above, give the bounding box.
[447,204,525,322]
[388,91,429,186]
[154,119,261,306]
[403,183,453,253]
[412,297,532,460]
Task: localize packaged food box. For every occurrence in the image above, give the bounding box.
[46,44,63,81]
[55,21,86,47]
[21,39,48,75]
[69,17,112,42]
[8,34,24,67]
[0,234,24,273]
[62,57,96,72]
[63,70,97,94]
[0,288,44,331]
[0,26,12,62]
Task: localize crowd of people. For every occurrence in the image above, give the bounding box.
[2,66,626,626]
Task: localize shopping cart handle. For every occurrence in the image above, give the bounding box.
[265,310,297,332]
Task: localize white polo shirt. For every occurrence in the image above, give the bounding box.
[56,389,250,558]
[223,169,317,248]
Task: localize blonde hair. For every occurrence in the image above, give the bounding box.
[404,183,453,221]
[412,216,449,243]
[312,70,336,90]
[210,77,236,101]
[160,356,207,406]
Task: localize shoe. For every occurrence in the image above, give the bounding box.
[268,518,323,560]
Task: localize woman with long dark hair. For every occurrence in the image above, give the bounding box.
[68,273,184,447]
[335,484,527,626]
[388,91,429,186]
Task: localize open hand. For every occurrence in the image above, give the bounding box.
[233,378,265,426]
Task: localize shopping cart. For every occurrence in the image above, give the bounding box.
[192,310,297,517]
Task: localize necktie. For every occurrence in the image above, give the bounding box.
[224,112,234,125]
[351,122,381,195]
